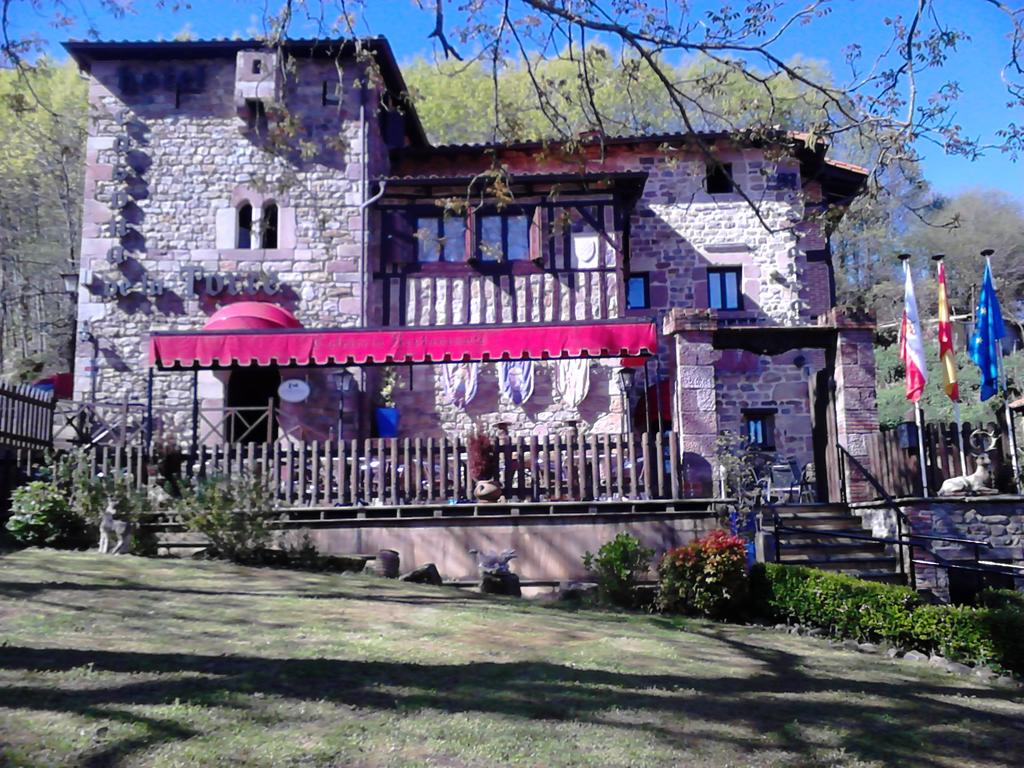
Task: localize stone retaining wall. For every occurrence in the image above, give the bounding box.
[293,510,721,582]
[853,497,1024,601]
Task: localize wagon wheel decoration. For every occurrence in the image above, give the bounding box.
[968,429,996,457]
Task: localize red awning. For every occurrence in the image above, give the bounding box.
[150,320,657,370]
[202,302,303,331]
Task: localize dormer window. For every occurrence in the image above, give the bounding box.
[237,203,253,249]
[261,203,278,249]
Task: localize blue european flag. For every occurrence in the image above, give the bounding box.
[968,261,1006,401]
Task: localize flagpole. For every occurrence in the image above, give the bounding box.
[984,250,1023,493]
[901,253,931,497]
[952,401,967,476]
[915,400,930,497]
[934,254,968,476]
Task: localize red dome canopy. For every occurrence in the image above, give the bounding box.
[203,302,302,332]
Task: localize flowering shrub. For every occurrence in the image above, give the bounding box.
[657,529,749,619]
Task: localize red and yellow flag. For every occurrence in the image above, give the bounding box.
[937,261,959,401]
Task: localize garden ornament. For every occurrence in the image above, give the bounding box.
[98,498,134,554]
[938,429,999,496]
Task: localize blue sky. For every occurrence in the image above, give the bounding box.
[12,0,1022,200]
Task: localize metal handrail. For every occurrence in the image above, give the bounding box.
[775,524,990,553]
[835,444,915,589]
[776,445,1007,592]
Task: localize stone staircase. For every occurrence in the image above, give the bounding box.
[771,503,905,584]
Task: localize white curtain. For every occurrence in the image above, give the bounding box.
[554,358,591,408]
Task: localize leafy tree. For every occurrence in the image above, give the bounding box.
[403,50,840,146]
[875,338,1024,428]
[894,191,1024,319]
[0,60,86,378]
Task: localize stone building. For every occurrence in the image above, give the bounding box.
[65,37,877,499]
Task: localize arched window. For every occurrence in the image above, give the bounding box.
[237,203,253,249]
[261,203,278,249]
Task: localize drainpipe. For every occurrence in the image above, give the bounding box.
[356,77,388,439]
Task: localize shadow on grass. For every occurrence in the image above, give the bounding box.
[0,579,489,606]
[3,641,1023,768]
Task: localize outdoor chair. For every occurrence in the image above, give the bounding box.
[798,463,817,502]
[768,460,802,504]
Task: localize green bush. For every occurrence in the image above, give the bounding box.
[752,563,1024,674]
[977,588,1024,612]
[582,533,654,608]
[752,563,920,646]
[5,481,90,549]
[176,472,278,563]
[657,530,749,619]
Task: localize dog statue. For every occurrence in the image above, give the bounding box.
[938,454,999,496]
[98,499,134,554]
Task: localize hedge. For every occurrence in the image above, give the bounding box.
[751,563,1024,675]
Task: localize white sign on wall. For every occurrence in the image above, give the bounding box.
[278,379,311,403]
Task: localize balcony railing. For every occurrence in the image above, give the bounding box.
[376,269,621,327]
[82,431,694,510]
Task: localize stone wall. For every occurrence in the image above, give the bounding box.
[715,348,824,476]
[387,359,628,439]
[854,498,1024,601]
[75,53,384,435]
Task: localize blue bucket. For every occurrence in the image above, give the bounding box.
[375,407,400,437]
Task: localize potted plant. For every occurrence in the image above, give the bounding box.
[374,366,400,438]
[467,429,502,502]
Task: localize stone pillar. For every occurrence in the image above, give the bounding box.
[674,329,720,497]
[833,318,879,502]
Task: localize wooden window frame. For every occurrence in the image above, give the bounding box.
[707,266,743,310]
[626,272,651,310]
[474,207,533,263]
[379,200,622,276]
[743,408,776,450]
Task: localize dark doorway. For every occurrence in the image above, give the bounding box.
[810,368,839,503]
[226,366,280,443]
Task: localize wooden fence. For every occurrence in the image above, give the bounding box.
[87,431,689,508]
[0,383,55,515]
[0,383,54,450]
[866,421,1008,498]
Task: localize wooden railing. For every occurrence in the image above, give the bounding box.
[377,270,620,327]
[865,421,1007,498]
[54,400,277,447]
[0,383,54,450]
[85,431,691,508]
[54,399,146,447]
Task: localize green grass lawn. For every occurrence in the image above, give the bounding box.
[1,550,1022,768]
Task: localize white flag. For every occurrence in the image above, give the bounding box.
[498,360,534,405]
[440,362,478,408]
